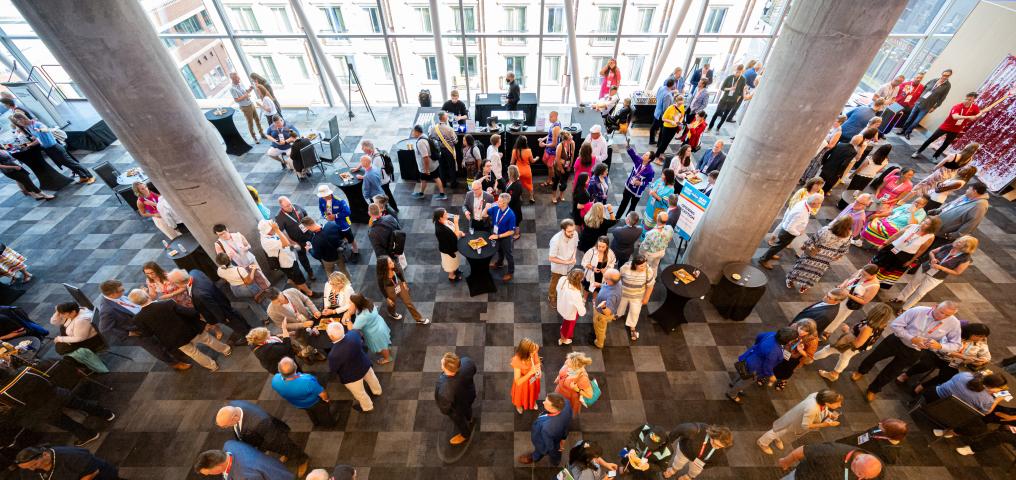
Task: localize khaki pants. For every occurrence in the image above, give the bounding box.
[178,331,230,370]
[548,272,563,309]
[239,104,263,140]
[592,309,614,348]
[344,367,382,411]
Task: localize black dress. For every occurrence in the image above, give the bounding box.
[577,218,618,252]
[818,143,858,193]
[435,222,459,256]
[572,189,591,227]
[505,181,524,225]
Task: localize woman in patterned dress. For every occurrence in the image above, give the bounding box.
[322,271,355,322]
[0,242,30,283]
[643,169,677,229]
[143,261,185,302]
[860,195,929,248]
[785,216,853,293]
[510,338,542,414]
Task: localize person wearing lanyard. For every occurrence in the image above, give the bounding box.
[836,418,909,465]
[488,193,517,282]
[617,148,656,218]
[778,443,883,480]
[194,440,295,480]
[663,423,733,479]
[851,301,962,402]
[757,390,843,455]
[912,92,982,159]
[316,184,360,262]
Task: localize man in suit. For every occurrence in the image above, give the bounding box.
[275,196,316,281]
[435,352,477,446]
[688,63,713,98]
[266,287,322,359]
[126,289,231,371]
[505,71,520,110]
[326,323,382,413]
[215,401,309,476]
[697,140,726,175]
[302,217,348,277]
[792,288,849,337]
[899,69,953,139]
[194,441,295,480]
[608,211,643,268]
[167,269,250,346]
[517,393,573,466]
[95,279,189,370]
[463,180,495,232]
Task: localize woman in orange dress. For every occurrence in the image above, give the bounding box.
[511,136,536,203]
[554,351,594,415]
[510,338,542,414]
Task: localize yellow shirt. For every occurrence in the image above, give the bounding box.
[662,104,685,128]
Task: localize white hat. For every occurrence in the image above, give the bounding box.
[316,184,334,198]
[590,125,602,133]
[257,220,274,235]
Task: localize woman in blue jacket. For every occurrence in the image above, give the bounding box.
[726,327,799,404]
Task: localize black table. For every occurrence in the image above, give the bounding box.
[838,189,862,210]
[11,146,73,191]
[649,264,711,332]
[334,170,369,224]
[66,119,116,152]
[204,107,252,156]
[457,231,498,297]
[710,262,768,321]
[391,138,420,182]
[633,103,655,126]
[475,93,538,126]
[166,232,219,281]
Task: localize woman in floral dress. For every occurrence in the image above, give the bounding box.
[785,216,853,293]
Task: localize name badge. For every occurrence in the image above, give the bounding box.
[955,118,963,125]
[298,224,308,233]
[857,432,870,445]
[783,349,793,360]
[904,95,912,103]
[393,284,402,295]
[692,458,706,469]
[493,226,499,235]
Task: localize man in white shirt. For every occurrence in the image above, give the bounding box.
[547,219,579,310]
[852,301,961,401]
[359,139,398,213]
[587,125,609,166]
[759,194,823,270]
[874,75,905,105]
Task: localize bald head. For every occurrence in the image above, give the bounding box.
[215,406,241,428]
[305,470,330,480]
[277,357,297,376]
[360,155,372,169]
[852,453,882,479]
[327,322,345,342]
[604,268,621,285]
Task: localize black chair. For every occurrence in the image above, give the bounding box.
[910,394,985,441]
[92,161,133,206]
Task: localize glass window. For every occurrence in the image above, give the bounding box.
[415,7,432,33]
[637,7,655,33]
[331,55,352,83]
[203,65,227,90]
[456,55,479,77]
[936,0,977,34]
[289,55,310,80]
[270,7,294,33]
[904,37,950,78]
[598,6,621,32]
[229,7,260,33]
[589,55,611,88]
[506,56,526,87]
[181,65,204,99]
[627,55,646,84]
[424,56,439,81]
[546,6,563,33]
[544,56,562,84]
[505,6,527,32]
[691,56,713,71]
[252,55,281,84]
[892,0,947,34]
[376,55,393,81]
[363,7,382,33]
[861,37,919,91]
[175,15,203,34]
[452,6,476,33]
[703,7,727,33]
[320,6,347,33]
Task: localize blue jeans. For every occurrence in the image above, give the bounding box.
[900,105,929,135]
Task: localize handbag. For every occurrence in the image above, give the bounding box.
[581,378,602,408]
[832,332,857,352]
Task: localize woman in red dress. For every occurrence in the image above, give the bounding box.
[682,111,708,152]
[510,338,542,414]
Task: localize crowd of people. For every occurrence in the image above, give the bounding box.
[1,57,1011,480]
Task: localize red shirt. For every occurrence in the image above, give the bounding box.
[685,121,707,149]
[895,81,925,108]
[939,102,980,133]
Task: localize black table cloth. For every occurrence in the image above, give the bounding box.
[204,107,252,156]
[457,231,498,297]
[710,262,768,321]
[11,146,73,191]
[65,119,116,152]
[474,93,538,126]
[391,138,420,182]
[334,170,369,224]
[166,233,219,281]
[649,264,711,333]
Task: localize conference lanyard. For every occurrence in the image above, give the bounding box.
[842,449,859,480]
[697,435,716,461]
[222,454,234,480]
[954,104,975,125]
[493,208,509,231]
[925,311,943,335]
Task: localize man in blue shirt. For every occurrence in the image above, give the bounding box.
[194,440,295,480]
[272,357,335,427]
[517,393,573,466]
[592,268,621,348]
[487,193,517,282]
[10,113,94,183]
[316,184,360,262]
[697,140,726,175]
[649,78,676,145]
[265,115,300,170]
[358,154,384,205]
[840,98,886,140]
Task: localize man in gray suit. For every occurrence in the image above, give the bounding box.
[463,179,495,232]
[926,183,989,253]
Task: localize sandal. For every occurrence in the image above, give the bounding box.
[774,380,788,391]
[377,358,392,365]
[725,392,743,404]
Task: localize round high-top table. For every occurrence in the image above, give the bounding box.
[333,169,369,224]
[649,264,711,333]
[11,146,73,191]
[710,262,768,321]
[204,107,253,156]
[165,232,219,281]
[457,231,498,296]
[838,189,862,210]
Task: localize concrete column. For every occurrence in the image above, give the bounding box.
[429,0,450,100]
[645,0,694,91]
[681,0,909,279]
[12,0,264,261]
[563,0,583,105]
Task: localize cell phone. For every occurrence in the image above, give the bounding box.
[607,471,617,478]
[993,390,1011,399]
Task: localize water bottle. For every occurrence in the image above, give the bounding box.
[178,242,187,254]
[469,225,474,235]
[162,240,169,250]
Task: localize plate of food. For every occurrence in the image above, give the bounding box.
[467,237,488,249]
[338,172,353,182]
[686,175,702,184]
[673,268,697,284]
[306,132,318,140]
[125,167,141,177]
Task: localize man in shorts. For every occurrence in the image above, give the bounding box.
[410,125,448,200]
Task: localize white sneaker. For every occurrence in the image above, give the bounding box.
[911,152,921,158]
[933,429,954,438]
[223,347,232,357]
[955,446,974,456]
[391,312,403,320]
[417,318,431,325]
[563,339,572,345]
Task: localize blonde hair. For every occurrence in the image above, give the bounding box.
[584,202,606,228]
[953,235,978,254]
[328,271,349,289]
[246,327,270,345]
[508,164,520,182]
[565,351,593,370]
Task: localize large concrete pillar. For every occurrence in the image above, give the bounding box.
[682,0,909,279]
[13,0,263,260]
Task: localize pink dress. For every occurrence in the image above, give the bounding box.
[600,68,621,98]
[573,158,594,187]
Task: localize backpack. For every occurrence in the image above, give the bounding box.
[418,136,443,163]
[378,151,395,179]
[391,230,407,256]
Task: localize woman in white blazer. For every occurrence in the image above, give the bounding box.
[50,302,102,355]
[556,268,587,346]
[580,236,617,297]
[757,389,843,455]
